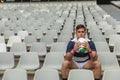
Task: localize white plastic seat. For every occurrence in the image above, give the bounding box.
[17,30,29,40]
[32,30,43,40]
[24,36,36,47]
[7,36,22,48]
[2,69,27,80]
[33,69,59,80]
[30,42,47,56]
[10,42,27,56]
[3,30,14,40]
[98,53,119,71]
[113,42,120,56]
[102,69,120,80]
[50,42,67,55]
[94,41,110,53]
[0,36,5,44]
[0,43,6,52]
[109,34,120,47]
[68,69,94,80]
[91,35,106,42]
[40,35,54,48]
[57,35,71,43]
[0,52,14,70]
[104,29,115,39]
[46,30,58,40]
[41,52,64,70]
[16,53,40,70]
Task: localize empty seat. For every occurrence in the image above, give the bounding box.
[24,36,36,47]
[7,36,22,48]
[3,30,14,40]
[102,69,120,80]
[17,30,29,40]
[57,35,71,43]
[10,42,27,56]
[2,69,27,80]
[0,52,14,70]
[46,30,58,40]
[16,53,40,70]
[50,42,67,55]
[0,36,5,44]
[0,43,6,52]
[30,42,47,56]
[33,69,60,80]
[98,53,119,71]
[40,35,54,48]
[94,41,110,53]
[32,30,43,40]
[109,34,120,47]
[41,52,64,70]
[113,42,120,56]
[68,69,94,80]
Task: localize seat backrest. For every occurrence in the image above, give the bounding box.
[33,69,59,80]
[17,31,29,40]
[2,69,27,80]
[0,43,6,52]
[98,53,119,71]
[16,53,40,70]
[68,69,94,80]
[10,42,27,56]
[42,52,64,70]
[102,69,120,80]
[7,36,22,47]
[0,36,5,43]
[0,52,14,70]
[30,42,47,56]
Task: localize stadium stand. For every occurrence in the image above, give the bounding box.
[0,0,120,80]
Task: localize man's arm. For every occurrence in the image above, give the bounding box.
[65,42,81,61]
[85,41,98,61]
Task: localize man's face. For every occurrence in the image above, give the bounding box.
[76,28,86,39]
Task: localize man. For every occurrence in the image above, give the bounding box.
[61,24,101,80]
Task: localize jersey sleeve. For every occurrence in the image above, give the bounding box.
[89,41,96,51]
[66,41,75,53]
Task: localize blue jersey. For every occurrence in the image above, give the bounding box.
[66,38,96,63]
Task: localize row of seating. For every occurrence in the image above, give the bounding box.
[2,68,120,80]
[0,52,119,73]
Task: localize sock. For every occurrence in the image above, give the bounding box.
[63,78,67,80]
[95,79,100,80]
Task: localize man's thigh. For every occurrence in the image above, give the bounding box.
[83,60,94,69]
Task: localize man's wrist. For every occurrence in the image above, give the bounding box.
[88,50,92,54]
[70,49,76,55]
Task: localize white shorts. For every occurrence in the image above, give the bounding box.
[74,60,89,69]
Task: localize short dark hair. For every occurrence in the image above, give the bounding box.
[76,24,86,32]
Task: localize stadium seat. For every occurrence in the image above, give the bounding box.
[41,52,64,70]
[2,69,27,80]
[68,69,94,80]
[10,42,27,56]
[16,53,40,70]
[98,53,119,71]
[0,52,14,70]
[102,69,120,80]
[33,69,60,80]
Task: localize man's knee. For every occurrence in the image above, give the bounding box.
[62,60,70,68]
[93,60,101,68]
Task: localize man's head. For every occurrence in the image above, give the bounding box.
[75,24,86,39]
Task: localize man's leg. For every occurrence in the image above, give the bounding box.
[83,60,101,80]
[61,60,78,80]
[93,60,101,80]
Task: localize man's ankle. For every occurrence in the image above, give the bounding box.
[95,78,100,80]
[63,78,67,80]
